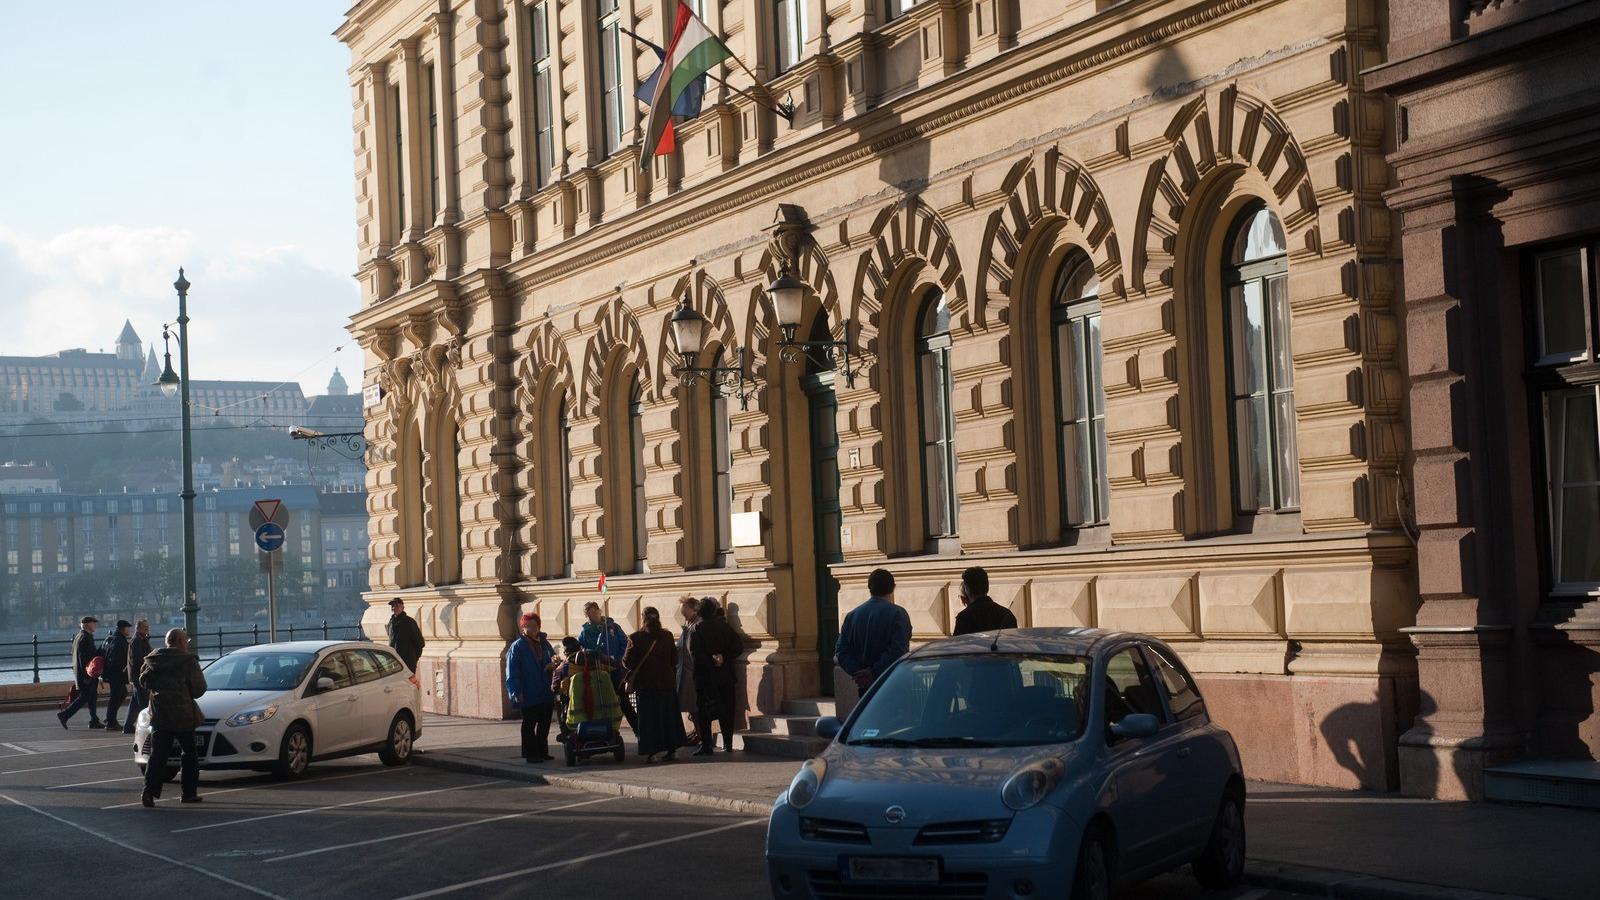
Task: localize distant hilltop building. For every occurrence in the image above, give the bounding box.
[0,322,362,430]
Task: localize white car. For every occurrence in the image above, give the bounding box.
[134,640,421,780]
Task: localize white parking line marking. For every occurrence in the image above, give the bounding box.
[266,795,619,863]
[1249,796,1438,805]
[49,774,144,790]
[393,817,765,899]
[171,779,502,834]
[0,739,133,756]
[0,742,37,754]
[0,757,128,776]
[100,765,397,809]
[0,793,290,900]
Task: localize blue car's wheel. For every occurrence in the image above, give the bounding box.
[1071,828,1111,900]
[1194,791,1246,888]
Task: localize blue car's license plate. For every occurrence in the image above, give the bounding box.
[845,857,940,883]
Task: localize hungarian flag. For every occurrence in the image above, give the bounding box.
[640,1,733,166]
[597,572,608,595]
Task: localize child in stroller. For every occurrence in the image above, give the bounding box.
[551,636,582,746]
[562,647,625,766]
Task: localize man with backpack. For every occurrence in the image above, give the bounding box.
[101,620,133,730]
[57,615,103,729]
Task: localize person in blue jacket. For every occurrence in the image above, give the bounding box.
[579,602,639,732]
[834,568,912,693]
[506,612,558,763]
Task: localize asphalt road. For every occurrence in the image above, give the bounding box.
[0,711,1314,900]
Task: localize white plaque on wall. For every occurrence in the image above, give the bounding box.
[731,511,762,547]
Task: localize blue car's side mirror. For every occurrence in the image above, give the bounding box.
[1110,713,1160,740]
[814,716,842,741]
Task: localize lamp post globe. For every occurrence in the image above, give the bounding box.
[156,356,180,397]
[669,298,708,364]
[766,269,805,343]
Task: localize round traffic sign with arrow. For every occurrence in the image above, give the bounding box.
[254,521,286,553]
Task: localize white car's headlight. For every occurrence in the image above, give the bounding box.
[1001,757,1064,811]
[224,706,279,728]
[786,758,827,810]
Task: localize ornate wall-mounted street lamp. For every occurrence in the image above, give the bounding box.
[765,263,865,388]
[670,298,756,408]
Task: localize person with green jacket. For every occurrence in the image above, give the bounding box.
[138,628,207,808]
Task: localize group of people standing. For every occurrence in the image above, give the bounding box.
[834,565,1017,691]
[58,615,153,733]
[504,595,744,764]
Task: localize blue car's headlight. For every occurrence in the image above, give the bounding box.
[224,706,278,728]
[1001,757,1064,811]
[787,758,827,810]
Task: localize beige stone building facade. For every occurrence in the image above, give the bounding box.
[339,0,1416,790]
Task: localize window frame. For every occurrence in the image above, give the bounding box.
[914,288,959,543]
[389,81,406,236]
[529,0,556,187]
[425,61,439,223]
[1533,247,1591,367]
[596,0,625,158]
[709,348,735,567]
[1221,201,1300,517]
[628,376,648,572]
[774,0,808,74]
[1051,252,1110,531]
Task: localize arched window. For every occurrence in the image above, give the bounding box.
[709,349,734,567]
[627,376,648,572]
[557,395,574,574]
[397,421,425,588]
[915,289,958,541]
[530,382,574,579]
[1223,202,1299,514]
[1052,251,1110,528]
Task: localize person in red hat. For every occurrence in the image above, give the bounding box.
[505,612,558,762]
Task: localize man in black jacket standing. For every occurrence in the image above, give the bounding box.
[952,567,1018,636]
[58,616,103,729]
[386,598,426,673]
[101,620,132,730]
[123,619,153,734]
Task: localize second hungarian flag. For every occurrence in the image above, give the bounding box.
[641,1,733,165]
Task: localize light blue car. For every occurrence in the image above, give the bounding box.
[766,628,1246,900]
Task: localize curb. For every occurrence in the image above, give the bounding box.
[1246,861,1540,900]
[413,749,776,817]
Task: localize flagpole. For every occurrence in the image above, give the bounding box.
[619,25,794,122]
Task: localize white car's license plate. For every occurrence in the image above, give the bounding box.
[845,857,940,883]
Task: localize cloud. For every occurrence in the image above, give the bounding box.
[0,223,363,396]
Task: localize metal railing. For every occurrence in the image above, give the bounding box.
[0,622,366,685]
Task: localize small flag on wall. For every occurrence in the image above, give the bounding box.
[597,572,609,595]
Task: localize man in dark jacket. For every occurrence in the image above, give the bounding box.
[123,619,153,734]
[57,616,103,729]
[138,628,207,807]
[834,569,912,692]
[101,620,132,730]
[689,597,743,756]
[952,567,1018,636]
[386,598,426,673]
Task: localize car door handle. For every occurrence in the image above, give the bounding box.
[1176,747,1192,759]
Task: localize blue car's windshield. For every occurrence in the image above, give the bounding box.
[203,651,317,692]
[846,653,1090,747]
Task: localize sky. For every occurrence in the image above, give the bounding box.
[0,2,363,397]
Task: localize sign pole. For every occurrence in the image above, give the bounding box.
[267,552,278,643]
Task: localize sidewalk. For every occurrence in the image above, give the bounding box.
[415,715,1600,900]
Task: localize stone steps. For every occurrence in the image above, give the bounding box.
[734,697,836,760]
[1485,759,1600,810]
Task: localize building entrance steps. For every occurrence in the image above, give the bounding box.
[1485,759,1600,810]
[410,714,1600,900]
[736,697,835,759]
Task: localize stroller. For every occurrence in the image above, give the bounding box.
[562,650,626,767]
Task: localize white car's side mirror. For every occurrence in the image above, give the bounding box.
[315,676,336,692]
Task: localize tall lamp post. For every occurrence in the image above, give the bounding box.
[155,268,199,637]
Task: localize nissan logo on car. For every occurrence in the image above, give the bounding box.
[883,805,906,824]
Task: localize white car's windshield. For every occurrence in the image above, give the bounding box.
[204,651,317,691]
[846,653,1090,748]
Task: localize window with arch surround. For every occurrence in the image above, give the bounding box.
[915,289,959,542]
[708,349,734,566]
[1223,202,1300,515]
[557,395,575,574]
[628,376,648,572]
[1052,252,1110,529]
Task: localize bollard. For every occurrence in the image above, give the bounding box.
[321,620,329,640]
[31,634,39,685]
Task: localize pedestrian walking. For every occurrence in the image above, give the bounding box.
[505,613,558,763]
[578,602,639,733]
[101,620,132,730]
[834,568,912,693]
[675,596,699,745]
[138,628,207,807]
[123,619,153,734]
[623,607,683,763]
[57,616,103,729]
[952,566,1018,636]
[386,598,426,673]
[689,596,743,756]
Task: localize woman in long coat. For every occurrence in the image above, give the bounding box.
[691,596,743,756]
[623,606,684,762]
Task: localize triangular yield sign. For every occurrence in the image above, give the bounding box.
[253,499,282,522]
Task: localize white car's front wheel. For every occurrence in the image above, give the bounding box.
[275,723,312,779]
[378,714,414,767]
